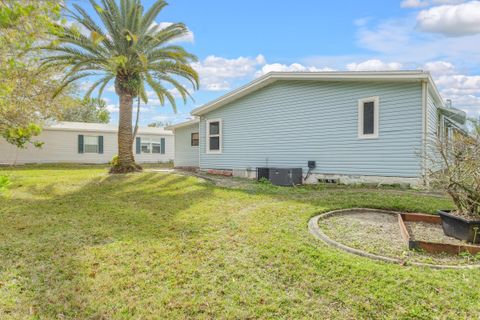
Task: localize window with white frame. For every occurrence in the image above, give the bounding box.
[141,138,161,154]
[191,132,199,146]
[206,119,222,153]
[358,96,379,139]
[84,135,99,153]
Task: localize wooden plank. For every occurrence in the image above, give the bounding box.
[398,214,411,245]
[415,241,480,255]
[403,213,441,224]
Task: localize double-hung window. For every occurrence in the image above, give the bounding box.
[358,96,379,139]
[191,132,199,146]
[206,119,222,153]
[84,135,99,153]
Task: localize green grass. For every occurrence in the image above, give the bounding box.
[0,165,479,319]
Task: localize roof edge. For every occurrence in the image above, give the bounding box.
[191,71,432,116]
[165,118,199,131]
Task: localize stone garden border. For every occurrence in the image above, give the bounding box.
[308,208,480,270]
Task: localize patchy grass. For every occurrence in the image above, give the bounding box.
[1,165,479,319]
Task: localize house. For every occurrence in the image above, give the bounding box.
[167,71,467,186]
[0,122,174,165]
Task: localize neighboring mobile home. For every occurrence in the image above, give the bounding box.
[168,71,466,186]
[0,122,174,165]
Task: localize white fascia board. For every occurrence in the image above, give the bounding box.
[165,119,200,131]
[191,71,431,116]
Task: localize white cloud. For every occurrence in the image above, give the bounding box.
[435,74,480,95]
[401,0,466,7]
[256,63,334,77]
[355,16,480,64]
[417,1,480,36]
[192,55,266,91]
[106,85,116,93]
[346,59,403,71]
[106,104,119,113]
[149,22,194,43]
[401,0,430,8]
[428,73,480,116]
[422,60,456,76]
[64,20,90,37]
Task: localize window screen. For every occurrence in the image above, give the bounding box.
[363,102,375,135]
[152,142,161,153]
[84,136,99,153]
[209,122,219,135]
[209,137,220,150]
[191,132,199,146]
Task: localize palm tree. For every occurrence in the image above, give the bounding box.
[42,0,198,173]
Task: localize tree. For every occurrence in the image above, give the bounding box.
[42,0,199,173]
[147,120,171,128]
[0,0,67,148]
[57,97,110,123]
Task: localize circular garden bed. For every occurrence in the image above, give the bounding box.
[309,209,480,269]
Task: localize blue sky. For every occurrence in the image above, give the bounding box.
[68,0,480,125]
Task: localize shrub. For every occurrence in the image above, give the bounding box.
[428,121,480,217]
[0,175,10,193]
[110,155,119,167]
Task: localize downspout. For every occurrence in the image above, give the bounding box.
[421,80,428,187]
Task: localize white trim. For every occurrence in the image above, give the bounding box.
[45,121,173,135]
[206,118,222,154]
[165,118,200,131]
[357,96,379,139]
[191,71,437,116]
[421,81,428,186]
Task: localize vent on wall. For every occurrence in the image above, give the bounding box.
[318,178,338,184]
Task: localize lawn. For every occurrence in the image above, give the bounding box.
[1,165,479,319]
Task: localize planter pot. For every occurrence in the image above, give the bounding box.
[438,210,480,244]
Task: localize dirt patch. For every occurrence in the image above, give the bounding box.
[318,210,480,266]
[405,221,467,245]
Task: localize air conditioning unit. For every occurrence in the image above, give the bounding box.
[257,167,302,186]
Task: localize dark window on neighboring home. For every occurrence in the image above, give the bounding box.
[363,101,375,135]
[84,135,100,153]
[191,132,199,146]
[152,142,161,153]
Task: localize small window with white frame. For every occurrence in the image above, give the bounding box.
[358,96,379,139]
[84,135,99,153]
[206,119,222,153]
[191,132,199,146]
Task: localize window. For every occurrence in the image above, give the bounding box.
[191,132,199,146]
[140,138,162,154]
[84,135,99,153]
[358,96,379,139]
[141,141,151,153]
[152,142,161,153]
[206,119,222,153]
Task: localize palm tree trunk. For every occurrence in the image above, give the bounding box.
[111,92,140,173]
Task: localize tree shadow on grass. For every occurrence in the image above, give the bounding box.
[0,172,214,318]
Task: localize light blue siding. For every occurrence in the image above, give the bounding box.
[426,91,439,141]
[199,80,424,177]
[174,123,199,167]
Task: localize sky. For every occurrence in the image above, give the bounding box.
[67,0,480,125]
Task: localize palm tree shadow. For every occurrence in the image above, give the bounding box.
[0,172,214,317]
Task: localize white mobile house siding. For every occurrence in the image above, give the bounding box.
[0,122,174,164]
[171,122,199,167]
[198,80,424,183]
